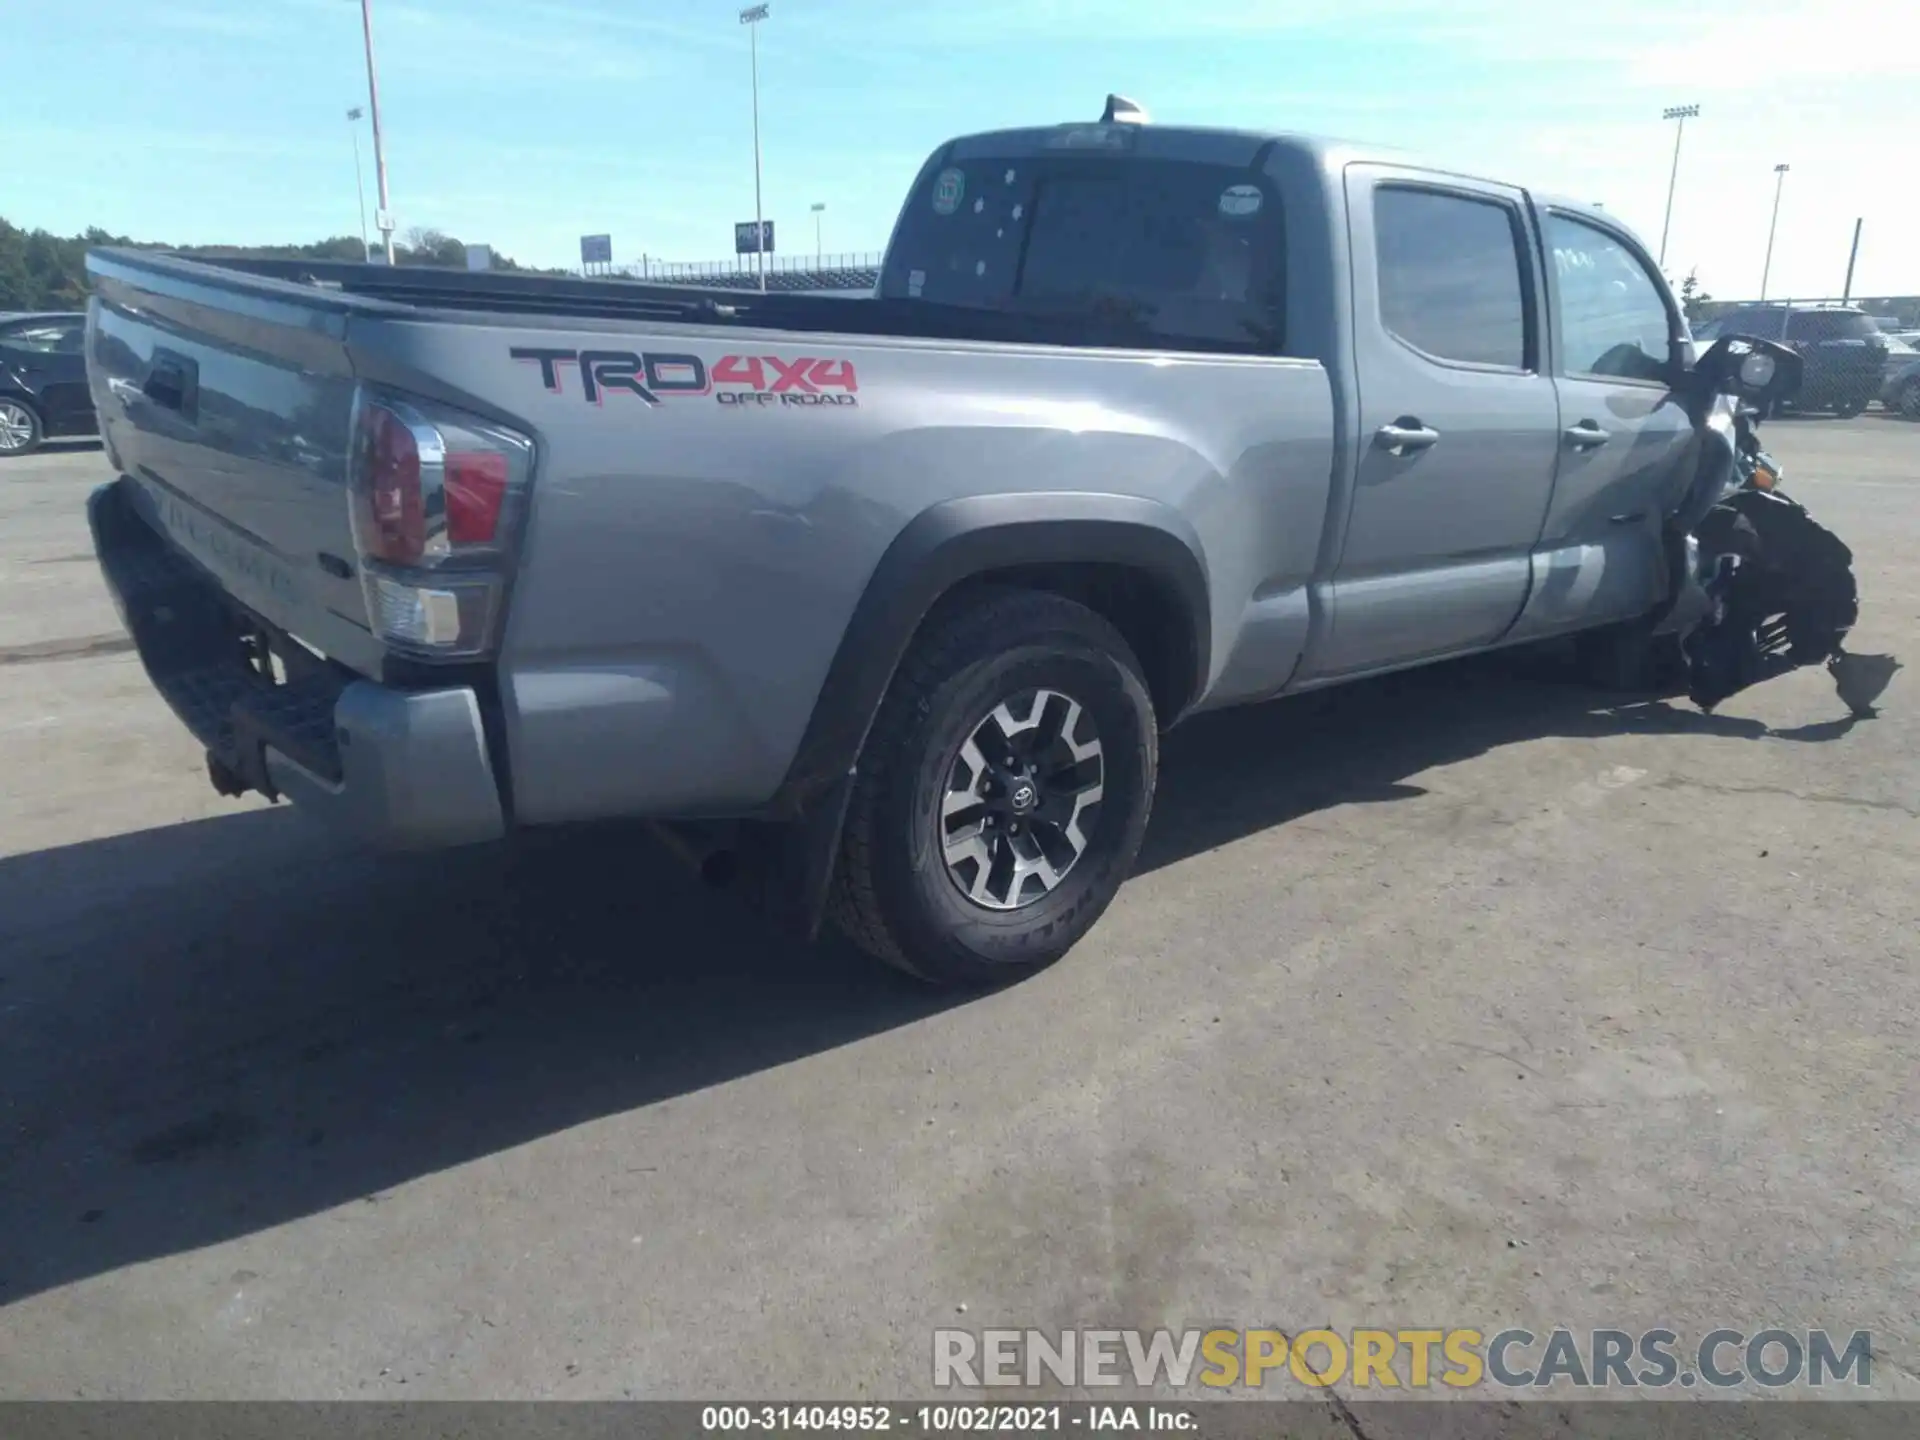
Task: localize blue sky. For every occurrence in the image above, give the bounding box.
[9,0,1913,301]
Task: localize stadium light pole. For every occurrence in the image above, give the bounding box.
[1657,104,1698,268]
[355,0,397,264]
[346,107,371,260]
[1760,163,1789,301]
[740,4,770,291]
[811,201,825,263]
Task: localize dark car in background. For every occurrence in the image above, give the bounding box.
[0,311,94,456]
[1704,304,1887,416]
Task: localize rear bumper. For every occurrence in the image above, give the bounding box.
[89,477,506,850]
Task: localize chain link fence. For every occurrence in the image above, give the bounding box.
[1695,296,1920,331]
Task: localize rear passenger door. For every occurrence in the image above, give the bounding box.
[1312,167,1560,677]
[1523,209,1695,631]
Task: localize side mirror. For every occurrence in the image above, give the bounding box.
[1693,333,1802,405]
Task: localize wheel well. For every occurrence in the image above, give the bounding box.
[935,562,1203,724]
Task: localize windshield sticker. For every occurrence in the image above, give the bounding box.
[1219,184,1263,218]
[932,168,965,215]
[908,268,925,297]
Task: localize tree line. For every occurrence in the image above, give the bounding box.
[1,216,542,310]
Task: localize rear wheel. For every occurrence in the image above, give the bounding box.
[829,588,1158,986]
[1833,398,1866,419]
[0,398,43,457]
[1899,378,1920,420]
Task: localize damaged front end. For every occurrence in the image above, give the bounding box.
[1673,394,1895,717]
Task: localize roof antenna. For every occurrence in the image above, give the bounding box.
[1101,94,1150,125]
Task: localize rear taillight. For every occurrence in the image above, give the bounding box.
[347,389,533,659]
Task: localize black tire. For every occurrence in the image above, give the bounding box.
[1575,616,1685,694]
[1899,378,1920,421]
[829,587,1158,986]
[0,397,44,458]
[1833,399,1866,419]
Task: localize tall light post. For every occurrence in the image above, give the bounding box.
[1658,103,1698,268]
[346,107,371,260]
[810,201,825,264]
[1759,163,1789,302]
[356,0,396,264]
[739,4,770,291]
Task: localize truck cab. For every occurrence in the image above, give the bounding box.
[875,111,1699,695]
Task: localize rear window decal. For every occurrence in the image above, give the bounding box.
[1219,184,1263,218]
[932,168,965,215]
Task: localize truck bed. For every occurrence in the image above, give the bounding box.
[135,252,1281,357]
[84,243,1336,834]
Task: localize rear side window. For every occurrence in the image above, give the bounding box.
[880,155,1284,352]
[1373,187,1529,369]
[3,323,82,354]
[1727,309,1791,339]
[1789,310,1878,342]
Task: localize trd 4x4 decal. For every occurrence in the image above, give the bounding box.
[510,348,859,408]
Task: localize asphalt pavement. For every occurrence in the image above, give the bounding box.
[0,420,1915,1416]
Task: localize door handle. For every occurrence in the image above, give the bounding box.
[141,350,199,421]
[1564,421,1610,449]
[1376,419,1440,456]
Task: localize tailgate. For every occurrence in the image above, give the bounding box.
[86,249,388,676]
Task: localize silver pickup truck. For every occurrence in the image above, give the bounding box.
[85,108,1741,984]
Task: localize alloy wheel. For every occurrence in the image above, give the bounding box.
[0,401,35,453]
[939,687,1105,911]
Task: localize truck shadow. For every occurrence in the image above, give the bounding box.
[0,650,1833,1304]
[1139,648,1788,869]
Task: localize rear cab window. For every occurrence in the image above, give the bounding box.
[880,146,1285,354]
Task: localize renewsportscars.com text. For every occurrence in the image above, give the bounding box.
[932,1327,1873,1391]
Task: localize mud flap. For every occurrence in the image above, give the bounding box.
[745,772,856,943]
[651,771,856,946]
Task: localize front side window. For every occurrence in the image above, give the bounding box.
[1546,213,1674,384]
[1373,186,1529,369]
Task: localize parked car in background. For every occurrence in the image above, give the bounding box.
[1706,304,1887,416]
[0,311,95,456]
[1881,343,1920,419]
